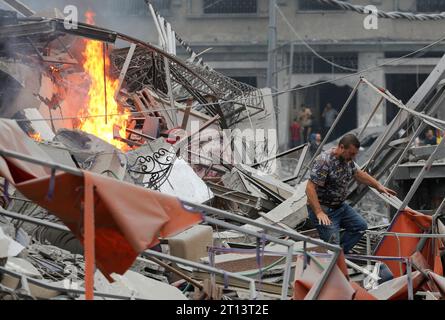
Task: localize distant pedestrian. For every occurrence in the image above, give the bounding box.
[299,105,313,143]
[309,132,322,156]
[321,103,338,138]
[423,129,437,146]
[290,118,301,149]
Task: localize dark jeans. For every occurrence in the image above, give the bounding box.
[308,203,368,253]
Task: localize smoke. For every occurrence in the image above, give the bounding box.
[21,0,159,44]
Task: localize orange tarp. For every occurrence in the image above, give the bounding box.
[374,209,443,277]
[0,120,202,280]
[292,253,377,300]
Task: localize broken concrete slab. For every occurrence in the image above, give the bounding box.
[94,269,187,300]
[0,227,24,258]
[237,164,295,200]
[22,108,55,141]
[160,158,214,203]
[37,141,78,169]
[256,181,308,229]
[167,224,213,262]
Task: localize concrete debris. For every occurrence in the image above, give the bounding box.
[0,227,24,258]
[0,2,443,301]
[94,270,187,300]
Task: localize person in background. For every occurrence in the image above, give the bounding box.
[438,130,443,144]
[423,129,437,146]
[290,118,301,149]
[299,105,313,143]
[309,132,322,156]
[321,103,339,138]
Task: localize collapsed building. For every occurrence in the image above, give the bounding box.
[0,0,444,300]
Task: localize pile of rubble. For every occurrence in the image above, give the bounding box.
[0,0,444,300]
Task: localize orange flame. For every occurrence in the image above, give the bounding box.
[29,132,42,142]
[77,11,129,151]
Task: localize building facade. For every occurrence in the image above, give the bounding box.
[19,0,445,148]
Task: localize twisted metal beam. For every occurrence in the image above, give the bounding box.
[317,0,445,21]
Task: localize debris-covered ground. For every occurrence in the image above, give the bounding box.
[0,1,444,301]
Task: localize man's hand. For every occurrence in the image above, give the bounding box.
[376,184,397,197]
[316,211,332,226]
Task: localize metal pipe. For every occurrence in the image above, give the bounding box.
[0,207,69,232]
[0,149,83,177]
[183,200,341,252]
[204,216,291,247]
[398,136,445,211]
[366,233,372,270]
[310,250,341,300]
[366,231,445,238]
[406,258,414,300]
[251,143,308,168]
[358,97,384,139]
[282,144,309,183]
[281,243,294,300]
[383,119,427,186]
[137,256,203,290]
[116,43,137,97]
[0,266,142,300]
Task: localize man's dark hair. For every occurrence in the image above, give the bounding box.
[339,134,360,149]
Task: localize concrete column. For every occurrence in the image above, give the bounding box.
[277,71,290,150]
[357,52,386,127]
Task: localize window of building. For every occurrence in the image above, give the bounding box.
[106,0,150,16]
[231,76,258,87]
[151,0,171,11]
[417,0,445,12]
[203,0,257,14]
[298,0,345,11]
[385,51,445,58]
[293,52,358,74]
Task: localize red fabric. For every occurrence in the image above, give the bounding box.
[388,272,425,300]
[428,272,445,297]
[0,120,202,280]
[13,171,202,280]
[292,253,373,300]
[290,122,301,141]
[83,174,95,300]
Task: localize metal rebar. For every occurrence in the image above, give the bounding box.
[358,97,384,139]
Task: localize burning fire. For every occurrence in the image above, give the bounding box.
[77,11,129,151]
[29,132,42,142]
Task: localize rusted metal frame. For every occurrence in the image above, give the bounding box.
[115,43,137,97]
